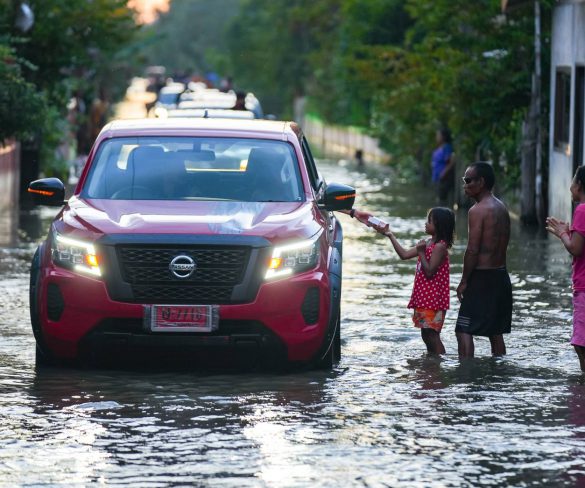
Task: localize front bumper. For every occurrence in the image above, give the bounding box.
[38,263,332,363]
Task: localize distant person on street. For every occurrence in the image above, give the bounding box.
[354,149,365,168]
[233,91,247,111]
[220,76,233,92]
[455,162,512,358]
[546,165,585,373]
[431,128,455,206]
[372,208,455,355]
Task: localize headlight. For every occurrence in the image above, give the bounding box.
[51,231,101,277]
[265,234,321,280]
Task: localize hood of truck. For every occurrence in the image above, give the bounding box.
[59,197,323,242]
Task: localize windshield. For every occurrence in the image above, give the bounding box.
[81,137,305,202]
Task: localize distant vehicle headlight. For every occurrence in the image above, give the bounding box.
[51,231,101,277]
[265,233,321,280]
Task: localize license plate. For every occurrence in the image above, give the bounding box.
[148,305,219,332]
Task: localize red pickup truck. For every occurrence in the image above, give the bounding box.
[28,118,355,369]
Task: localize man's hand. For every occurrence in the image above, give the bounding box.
[352,209,372,225]
[456,280,467,302]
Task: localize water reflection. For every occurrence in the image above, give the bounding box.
[1,160,585,486]
[0,207,17,246]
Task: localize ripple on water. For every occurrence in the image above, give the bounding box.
[0,161,584,486]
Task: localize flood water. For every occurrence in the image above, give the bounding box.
[1,160,584,487]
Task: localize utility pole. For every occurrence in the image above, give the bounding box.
[520,0,543,225]
[534,0,544,225]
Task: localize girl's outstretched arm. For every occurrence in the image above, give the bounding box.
[417,240,448,278]
[382,228,418,260]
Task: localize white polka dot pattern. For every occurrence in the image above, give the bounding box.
[407,240,450,310]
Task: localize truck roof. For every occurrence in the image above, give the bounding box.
[102,118,292,138]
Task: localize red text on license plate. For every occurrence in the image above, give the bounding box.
[155,305,209,327]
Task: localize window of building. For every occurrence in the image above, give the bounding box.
[554,68,571,150]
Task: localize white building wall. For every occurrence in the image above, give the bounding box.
[549,1,585,221]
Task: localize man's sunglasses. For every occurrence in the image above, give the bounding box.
[462,176,479,184]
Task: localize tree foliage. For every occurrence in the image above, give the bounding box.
[0,0,136,175]
[0,40,45,142]
[140,0,243,79]
[223,0,553,185]
[371,0,552,185]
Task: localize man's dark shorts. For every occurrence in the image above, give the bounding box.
[455,268,512,336]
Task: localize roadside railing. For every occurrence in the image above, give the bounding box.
[301,114,390,164]
[0,139,21,246]
[0,139,20,214]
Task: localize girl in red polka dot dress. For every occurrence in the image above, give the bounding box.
[376,207,455,354]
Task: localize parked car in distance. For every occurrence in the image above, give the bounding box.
[147,82,185,117]
[165,108,256,120]
[28,118,355,369]
[176,88,264,119]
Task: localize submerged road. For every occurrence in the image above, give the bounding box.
[0,160,583,487]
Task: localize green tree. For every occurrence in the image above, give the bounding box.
[0,41,46,142]
[356,0,552,187]
[0,0,136,178]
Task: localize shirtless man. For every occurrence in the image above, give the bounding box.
[456,162,512,358]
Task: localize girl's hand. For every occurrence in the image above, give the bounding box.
[416,239,427,254]
[546,216,569,238]
[374,223,390,235]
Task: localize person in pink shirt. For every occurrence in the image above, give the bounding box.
[546,165,585,372]
[374,208,455,355]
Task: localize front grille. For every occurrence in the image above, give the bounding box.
[116,245,250,304]
[132,285,232,303]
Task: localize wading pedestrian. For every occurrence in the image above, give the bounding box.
[373,208,455,355]
[546,165,585,373]
[455,162,512,358]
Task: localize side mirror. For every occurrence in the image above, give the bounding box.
[28,178,66,206]
[320,182,356,211]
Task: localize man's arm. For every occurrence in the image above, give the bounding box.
[338,208,372,226]
[457,206,483,300]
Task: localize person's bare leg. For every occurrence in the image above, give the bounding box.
[420,329,433,353]
[489,335,506,356]
[422,329,445,355]
[456,332,474,358]
[574,345,585,372]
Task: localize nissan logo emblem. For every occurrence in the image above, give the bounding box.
[169,255,196,279]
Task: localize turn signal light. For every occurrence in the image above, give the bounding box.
[268,257,283,270]
[85,254,99,268]
[28,188,55,196]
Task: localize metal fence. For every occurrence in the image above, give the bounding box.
[301,115,389,164]
[0,139,20,213]
[0,139,20,245]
